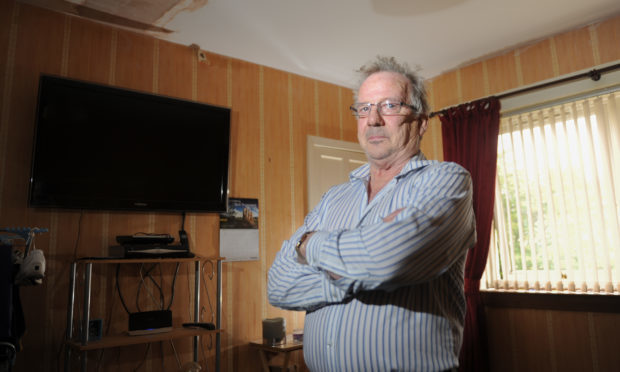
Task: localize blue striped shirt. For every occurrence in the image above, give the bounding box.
[268,153,476,372]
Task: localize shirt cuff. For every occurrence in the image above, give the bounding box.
[304,230,329,267]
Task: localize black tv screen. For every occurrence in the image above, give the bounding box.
[28,75,231,213]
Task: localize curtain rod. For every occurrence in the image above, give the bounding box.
[429,62,620,118]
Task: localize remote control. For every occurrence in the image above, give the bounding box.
[182,322,216,330]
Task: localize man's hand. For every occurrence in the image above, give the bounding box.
[298,209,404,280]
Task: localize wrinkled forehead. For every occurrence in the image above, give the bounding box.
[358,71,410,102]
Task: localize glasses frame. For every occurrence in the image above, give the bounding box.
[350,100,417,118]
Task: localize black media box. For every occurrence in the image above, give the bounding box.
[128,310,172,336]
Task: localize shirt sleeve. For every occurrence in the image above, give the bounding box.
[267,207,350,311]
[304,162,476,293]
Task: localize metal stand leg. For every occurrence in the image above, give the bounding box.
[193,260,200,362]
[81,263,92,372]
[216,260,222,372]
[64,262,77,372]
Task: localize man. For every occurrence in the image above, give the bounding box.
[268,56,476,372]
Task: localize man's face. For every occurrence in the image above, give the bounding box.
[356,71,427,166]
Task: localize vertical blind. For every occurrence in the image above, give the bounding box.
[484,89,620,293]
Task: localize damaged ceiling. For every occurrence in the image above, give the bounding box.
[18,0,620,87]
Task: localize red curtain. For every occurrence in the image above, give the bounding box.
[439,97,500,372]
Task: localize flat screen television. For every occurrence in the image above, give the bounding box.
[28,75,231,213]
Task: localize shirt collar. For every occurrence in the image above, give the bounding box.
[349,152,430,182]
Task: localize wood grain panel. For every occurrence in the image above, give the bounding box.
[430,70,459,112]
[229,58,260,199]
[486,307,517,372]
[157,40,193,99]
[316,80,341,139]
[460,61,487,102]
[590,312,620,371]
[225,58,262,371]
[1,4,64,224]
[553,26,596,76]
[595,15,620,64]
[0,0,15,116]
[197,51,229,107]
[550,310,594,371]
[510,309,554,371]
[341,87,358,143]
[486,52,519,95]
[291,74,318,216]
[262,67,293,319]
[420,117,443,161]
[518,39,556,86]
[114,31,155,92]
[67,16,114,84]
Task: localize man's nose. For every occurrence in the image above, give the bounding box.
[366,105,383,126]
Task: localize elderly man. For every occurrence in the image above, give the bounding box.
[268,56,476,372]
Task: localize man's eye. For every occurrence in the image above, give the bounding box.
[384,102,397,109]
[359,106,370,112]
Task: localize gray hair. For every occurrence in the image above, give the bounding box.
[353,56,429,118]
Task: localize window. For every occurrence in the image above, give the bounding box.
[484,89,620,294]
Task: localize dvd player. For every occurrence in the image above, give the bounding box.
[109,244,194,258]
[116,234,174,246]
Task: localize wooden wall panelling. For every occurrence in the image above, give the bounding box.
[226,58,262,371]
[553,26,597,76]
[66,16,114,84]
[2,4,64,223]
[423,81,443,162]
[262,66,293,319]
[590,312,620,371]
[460,61,487,103]
[8,7,66,371]
[316,80,342,139]
[0,0,15,132]
[596,16,620,64]
[511,309,554,371]
[517,39,556,86]
[551,310,595,371]
[196,51,229,106]
[429,69,460,114]
[158,40,193,99]
[486,306,516,372]
[341,87,358,143]
[291,74,318,217]
[114,31,155,92]
[485,52,519,96]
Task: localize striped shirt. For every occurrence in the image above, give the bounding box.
[268,153,476,372]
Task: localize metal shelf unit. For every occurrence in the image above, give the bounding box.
[64,256,222,372]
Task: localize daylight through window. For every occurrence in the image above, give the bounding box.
[484,89,620,294]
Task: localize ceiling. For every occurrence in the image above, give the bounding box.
[21,0,620,88]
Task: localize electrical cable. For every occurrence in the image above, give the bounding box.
[132,343,151,372]
[166,263,180,310]
[168,340,182,370]
[136,263,164,311]
[72,210,84,260]
[115,264,131,314]
[138,264,162,309]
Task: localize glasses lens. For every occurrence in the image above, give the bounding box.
[351,103,370,117]
[379,100,402,115]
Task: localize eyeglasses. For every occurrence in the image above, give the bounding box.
[350,99,416,118]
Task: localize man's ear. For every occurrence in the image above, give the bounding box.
[419,119,429,137]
